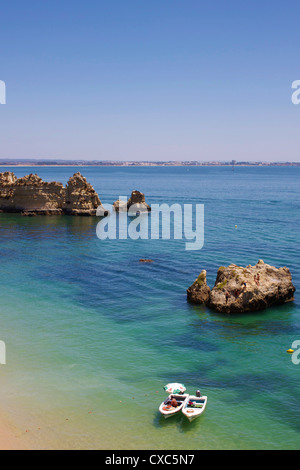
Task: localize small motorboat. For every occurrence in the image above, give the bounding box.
[159,393,190,419]
[182,390,207,422]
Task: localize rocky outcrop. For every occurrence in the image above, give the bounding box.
[0,172,65,215]
[113,190,151,213]
[187,270,211,304]
[187,260,296,313]
[63,172,104,216]
[0,171,107,216]
[113,199,128,212]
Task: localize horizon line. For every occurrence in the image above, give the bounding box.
[0,158,300,167]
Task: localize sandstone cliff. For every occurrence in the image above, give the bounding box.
[0,171,107,216]
[187,260,296,313]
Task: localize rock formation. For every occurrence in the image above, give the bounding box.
[0,171,107,216]
[187,270,211,304]
[113,190,151,213]
[187,260,295,314]
[63,172,105,216]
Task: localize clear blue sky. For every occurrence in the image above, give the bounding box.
[0,0,300,161]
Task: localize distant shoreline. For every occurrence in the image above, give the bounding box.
[0,162,299,168]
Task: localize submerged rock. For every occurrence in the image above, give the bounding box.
[187,260,296,313]
[0,171,107,216]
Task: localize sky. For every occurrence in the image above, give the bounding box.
[0,0,300,162]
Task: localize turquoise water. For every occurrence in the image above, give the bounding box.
[0,166,299,449]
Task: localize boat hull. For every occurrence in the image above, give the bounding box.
[182,395,207,422]
[159,394,190,418]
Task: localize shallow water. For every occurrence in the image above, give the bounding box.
[0,166,299,449]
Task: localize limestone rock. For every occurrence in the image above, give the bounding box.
[113,199,128,212]
[0,171,107,216]
[0,172,17,185]
[187,261,296,313]
[0,172,65,214]
[113,190,151,213]
[187,270,211,304]
[63,172,105,216]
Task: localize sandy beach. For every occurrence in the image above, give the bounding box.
[0,410,30,450]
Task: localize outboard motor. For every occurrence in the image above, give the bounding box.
[196,390,202,397]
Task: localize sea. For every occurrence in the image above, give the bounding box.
[0,165,299,450]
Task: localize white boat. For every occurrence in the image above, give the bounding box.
[182,392,207,422]
[159,393,190,419]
